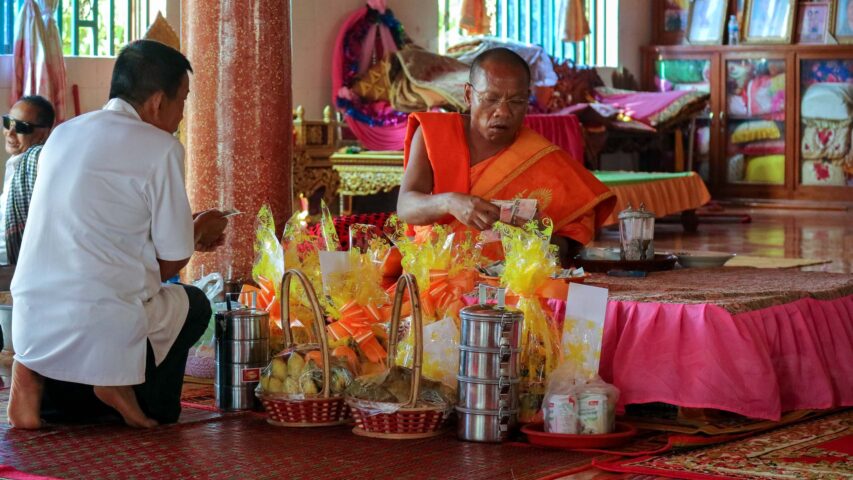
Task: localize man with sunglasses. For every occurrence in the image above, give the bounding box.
[8,40,228,430]
[397,48,615,264]
[0,96,54,270]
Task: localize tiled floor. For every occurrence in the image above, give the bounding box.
[594,207,853,274]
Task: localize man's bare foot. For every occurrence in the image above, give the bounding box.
[93,386,157,428]
[7,361,44,429]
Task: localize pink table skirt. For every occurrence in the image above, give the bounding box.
[592,295,853,420]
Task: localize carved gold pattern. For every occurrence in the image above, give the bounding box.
[332,165,404,196]
[292,149,340,207]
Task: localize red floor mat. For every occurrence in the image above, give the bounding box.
[1,389,596,480]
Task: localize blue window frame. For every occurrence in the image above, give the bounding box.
[494,0,618,67]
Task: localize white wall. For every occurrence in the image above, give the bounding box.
[617,0,651,78]
[290,0,439,119]
[597,0,652,86]
[0,3,182,171]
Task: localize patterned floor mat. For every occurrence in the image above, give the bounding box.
[595,409,853,479]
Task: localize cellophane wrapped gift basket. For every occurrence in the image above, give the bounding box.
[255,269,354,426]
[345,274,456,439]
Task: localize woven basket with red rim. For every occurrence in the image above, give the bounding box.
[346,274,450,439]
[257,269,351,427]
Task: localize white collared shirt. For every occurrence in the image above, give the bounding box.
[10,98,194,385]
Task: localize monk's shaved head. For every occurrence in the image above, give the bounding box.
[469,47,531,86]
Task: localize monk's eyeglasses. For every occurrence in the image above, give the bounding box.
[2,115,48,135]
[467,84,529,113]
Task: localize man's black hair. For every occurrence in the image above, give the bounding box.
[19,95,55,128]
[109,39,193,106]
[469,47,532,86]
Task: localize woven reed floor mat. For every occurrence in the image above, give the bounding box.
[1,389,595,480]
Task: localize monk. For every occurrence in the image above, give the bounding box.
[397,48,615,263]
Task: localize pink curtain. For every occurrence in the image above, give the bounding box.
[10,0,68,123]
[38,0,68,122]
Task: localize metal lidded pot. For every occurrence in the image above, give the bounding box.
[459,287,523,350]
[214,293,270,411]
[455,285,523,442]
[455,405,518,443]
[456,374,520,411]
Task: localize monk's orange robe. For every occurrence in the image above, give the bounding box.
[404,112,616,247]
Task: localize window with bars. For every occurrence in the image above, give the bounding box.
[0,0,167,56]
[440,0,619,67]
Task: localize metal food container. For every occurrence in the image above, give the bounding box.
[214,383,259,411]
[458,345,519,379]
[215,307,270,341]
[457,375,520,410]
[215,304,270,411]
[459,303,523,349]
[455,406,518,443]
[215,339,270,364]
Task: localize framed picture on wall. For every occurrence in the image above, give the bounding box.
[835,0,853,43]
[744,0,796,43]
[797,1,833,43]
[686,0,728,44]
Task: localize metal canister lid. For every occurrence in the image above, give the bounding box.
[455,405,519,416]
[459,304,523,322]
[456,375,521,385]
[221,307,269,318]
[458,345,520,354]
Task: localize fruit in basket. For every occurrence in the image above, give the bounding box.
[260,374,271,392]
[287,352,305,378]
[271,357,287,380]
[268,377,284,393]
[332,345,359,373]
[330,367,353,394]
[283,377,299,394]
[300,376,319,395]
[305,350,324,368]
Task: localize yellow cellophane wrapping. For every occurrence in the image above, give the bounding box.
[387,216,482,389]
[494,220,561,422]
[323,232,392,371]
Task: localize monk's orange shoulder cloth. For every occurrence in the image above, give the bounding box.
[404,111,615,245]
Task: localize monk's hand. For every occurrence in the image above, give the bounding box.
[449,193,501,231]
[194,209,228,251]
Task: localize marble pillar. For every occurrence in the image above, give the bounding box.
[181,0,293,282]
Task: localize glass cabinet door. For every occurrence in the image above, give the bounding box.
[723,57,787,186]
[654,56,713,182]
[799,59,853,188]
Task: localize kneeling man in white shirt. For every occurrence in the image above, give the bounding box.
[8,40,228,429]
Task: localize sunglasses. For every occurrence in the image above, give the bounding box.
[2,115,48,135]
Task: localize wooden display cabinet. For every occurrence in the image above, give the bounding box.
[644,44,853,203]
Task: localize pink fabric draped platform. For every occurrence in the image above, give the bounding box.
[538,268,853,421]
[598,295,853,421]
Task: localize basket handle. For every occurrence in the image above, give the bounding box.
[386,273,422,409]
[279,268,332,399]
